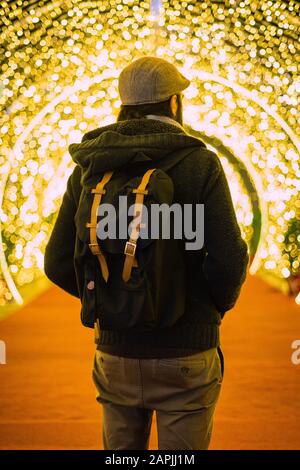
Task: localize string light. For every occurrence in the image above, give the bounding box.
[0,0,299,307]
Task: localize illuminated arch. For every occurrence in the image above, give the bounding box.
[0,0,299,309]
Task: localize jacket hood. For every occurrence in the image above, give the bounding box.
[68,118,205,186]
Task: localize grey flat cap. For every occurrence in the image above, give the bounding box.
[118,56,190,105]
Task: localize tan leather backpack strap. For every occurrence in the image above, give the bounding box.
[94,318,101,343]
[86,171,114,282]
[122,168,156,283]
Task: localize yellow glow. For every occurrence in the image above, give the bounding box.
[0,0,299,307]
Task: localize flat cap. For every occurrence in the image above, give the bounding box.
[118,56,190,106]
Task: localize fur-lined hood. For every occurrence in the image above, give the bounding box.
[68,118,205,185]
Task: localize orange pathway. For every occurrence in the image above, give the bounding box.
[0,274,299,449]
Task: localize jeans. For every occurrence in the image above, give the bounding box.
[92,347,224,450]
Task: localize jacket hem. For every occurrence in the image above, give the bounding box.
[95,323,220,358]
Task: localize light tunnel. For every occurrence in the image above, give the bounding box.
[0,0,299,310]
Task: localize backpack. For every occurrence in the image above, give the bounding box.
[74,149,190,333]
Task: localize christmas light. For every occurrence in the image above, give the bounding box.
[0,0,299,308]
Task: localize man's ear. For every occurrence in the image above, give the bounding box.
[170,94,178,117]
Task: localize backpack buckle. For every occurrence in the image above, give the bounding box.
[124,241,136,257]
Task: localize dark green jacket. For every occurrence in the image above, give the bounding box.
[44,118,248,358]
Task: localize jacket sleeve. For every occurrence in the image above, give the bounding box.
[44,165,81,298]
[202,152,249,316]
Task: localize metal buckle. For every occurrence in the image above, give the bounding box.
[124,241,136,257]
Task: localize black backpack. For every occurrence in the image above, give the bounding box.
[74,149,190,334]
